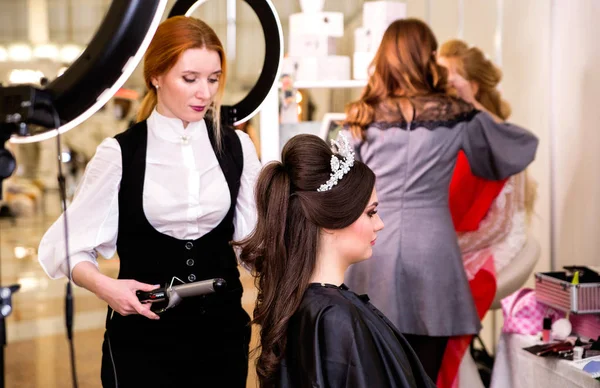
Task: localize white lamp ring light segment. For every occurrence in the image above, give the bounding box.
[7,0,283,144]
[8,0,169,144]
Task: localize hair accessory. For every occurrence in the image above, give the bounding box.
[317,133,355,192]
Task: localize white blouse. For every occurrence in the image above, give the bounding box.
[38,109,261,279]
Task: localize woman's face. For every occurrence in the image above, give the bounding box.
[438,55,478,103]
[153,47,222,127]
[331,188,384,264]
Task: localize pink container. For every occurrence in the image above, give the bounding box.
[570,313,600,339]
[535,271,600,314]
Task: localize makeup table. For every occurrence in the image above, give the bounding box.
[490,333,598,387]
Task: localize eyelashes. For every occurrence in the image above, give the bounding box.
[182,77,220,84]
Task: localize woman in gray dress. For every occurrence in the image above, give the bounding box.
[343,18,539,382]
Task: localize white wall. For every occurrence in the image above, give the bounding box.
[549,0,600,270]
[501,0,552,276]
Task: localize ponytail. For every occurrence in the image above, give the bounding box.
[240,162,290,273]
[237,161,313,387]
[136,89,157,123]
[236,160,318,387]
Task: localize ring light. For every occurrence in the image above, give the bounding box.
[5,0,169,144]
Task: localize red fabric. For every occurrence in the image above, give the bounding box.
[436,153,507,387]
[436,257,497,388]
[449,151,508,232]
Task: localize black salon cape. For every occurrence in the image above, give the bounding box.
[279,284,435,388]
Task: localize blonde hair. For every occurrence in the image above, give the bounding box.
[345,19,448,139]
[523,173,538,224]
[439,39,511,120]
[137,16,227,149]
[440,39,537,220]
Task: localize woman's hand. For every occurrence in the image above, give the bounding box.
[451,73,503,123]
[450,73,477,105]
[95,277,161,320]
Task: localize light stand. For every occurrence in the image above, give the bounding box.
[0,97,23,388]
[0,84,77,388]
[0,127,20,388]
[0,284,20,388]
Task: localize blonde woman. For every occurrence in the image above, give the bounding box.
[437,39,537,388]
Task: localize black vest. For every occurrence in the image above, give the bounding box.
[112,119,244,323]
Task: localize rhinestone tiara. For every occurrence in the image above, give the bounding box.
[317,133,355,192]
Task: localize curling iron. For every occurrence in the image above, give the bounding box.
[136,277,227,314]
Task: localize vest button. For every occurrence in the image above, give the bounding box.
[188,274,196,282]
[186,259,195,267]
[185,242,194,250]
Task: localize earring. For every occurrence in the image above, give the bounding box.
[154,84,159,89]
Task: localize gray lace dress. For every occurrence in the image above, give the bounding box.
[344,96,539,336]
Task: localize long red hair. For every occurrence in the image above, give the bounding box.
[137,16,227,146]
[345,18,448,138]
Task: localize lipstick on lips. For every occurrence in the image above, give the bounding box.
[371,238,377,246]
[191,105,205,112]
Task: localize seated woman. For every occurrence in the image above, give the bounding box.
[437,39,538,388]
[236,134,435,388]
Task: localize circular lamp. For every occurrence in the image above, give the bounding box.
[4,0,282,144]
[6,0,169,143]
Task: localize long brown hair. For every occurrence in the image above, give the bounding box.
[345,18,448,138]
[439,39,511,120]
[136,16,227,147]
[235,134,376,387]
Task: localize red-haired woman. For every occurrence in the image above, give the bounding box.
[343,18,538,383]
[38,16,261,387]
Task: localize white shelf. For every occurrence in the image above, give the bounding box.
[260,79,367,163]
[278,79,367,89]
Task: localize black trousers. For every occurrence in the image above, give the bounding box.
[101,299,251,388]
[403,333,449,383]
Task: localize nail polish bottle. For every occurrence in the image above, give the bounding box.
[542,317,552,342]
